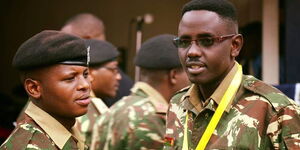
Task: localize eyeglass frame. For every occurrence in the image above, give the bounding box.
[173,34,239,49]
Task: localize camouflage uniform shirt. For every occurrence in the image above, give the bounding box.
[76,92,109,148]
[91,82,168,150]
[0,101,85,150]
[164,63,300,150]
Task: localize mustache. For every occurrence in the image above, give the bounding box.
[186,57,204,63]
[185,57,205,66]
[186,57,200,62]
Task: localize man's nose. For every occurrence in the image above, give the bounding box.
[78,76,91,91]
[187,41,202,58]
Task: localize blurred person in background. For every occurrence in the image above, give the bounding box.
[91,34,190,150]
[76,39,121,147]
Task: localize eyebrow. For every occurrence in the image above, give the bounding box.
[179,35,191,39]
[63,67,88,76]
[197,33,214,38]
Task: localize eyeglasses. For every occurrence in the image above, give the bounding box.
[173,34,237,49]
[102,66,119,75]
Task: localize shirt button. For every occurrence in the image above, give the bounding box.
[205,113,209,119]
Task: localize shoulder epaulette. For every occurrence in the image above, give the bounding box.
[1,124,37,149]
[243,75,293,112]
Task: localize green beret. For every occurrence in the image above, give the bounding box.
[135,34,181,69]
[85,39,119,67]
[12,30,88,70]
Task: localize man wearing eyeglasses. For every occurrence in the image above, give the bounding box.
[164,0,300,149]
[75,39,122,147]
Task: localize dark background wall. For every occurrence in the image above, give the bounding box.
[0,0,264,101]
[285,0,300,83]
[0,0,191,99]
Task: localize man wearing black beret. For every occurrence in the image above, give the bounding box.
[76,39,121,147]
[91,34,190,150]
[0,30,91,150]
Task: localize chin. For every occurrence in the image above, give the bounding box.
[106,92,116,99]
[75,109,88,117]
[188,75,209,85]
[111,93,117,98]
[188,74,200,83]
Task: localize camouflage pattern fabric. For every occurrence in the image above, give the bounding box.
[0,102,84,150]
[0,100,87,150]
[91,82,168,150]
[76,96,109,148]
[164,75,300,150]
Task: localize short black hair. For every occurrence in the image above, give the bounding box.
[182,0,237,23]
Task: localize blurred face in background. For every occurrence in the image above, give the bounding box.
[90,61,121,98]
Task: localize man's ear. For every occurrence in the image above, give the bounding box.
[24,78,41,99]
[231,34,243,57]
[169,69,177,85]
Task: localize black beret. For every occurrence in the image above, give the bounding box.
[85,39,119,66]
[12,30,89,70]
[135,34,181,69]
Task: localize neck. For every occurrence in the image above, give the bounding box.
[148,82,171,103]
[198,80,221,101]
[32,100,76,131]
[198,62,236,101]
[53,116,76,132]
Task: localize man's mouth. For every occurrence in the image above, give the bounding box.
[186,62,206,74]
[190,65,201,69]
[75,95,91,106]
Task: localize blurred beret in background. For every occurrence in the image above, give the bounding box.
[85,39,119,67]
[135,34,181,69]
[12,30,88,70]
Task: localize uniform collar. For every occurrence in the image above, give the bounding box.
[131,82,168,113]
[182,62,239,113]
[90,91,109,114]
[25,101,85,150]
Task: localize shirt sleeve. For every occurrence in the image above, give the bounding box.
[267,102,300,149]
[0,124,57,150]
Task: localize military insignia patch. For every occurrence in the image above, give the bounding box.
[164,136,175,146]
